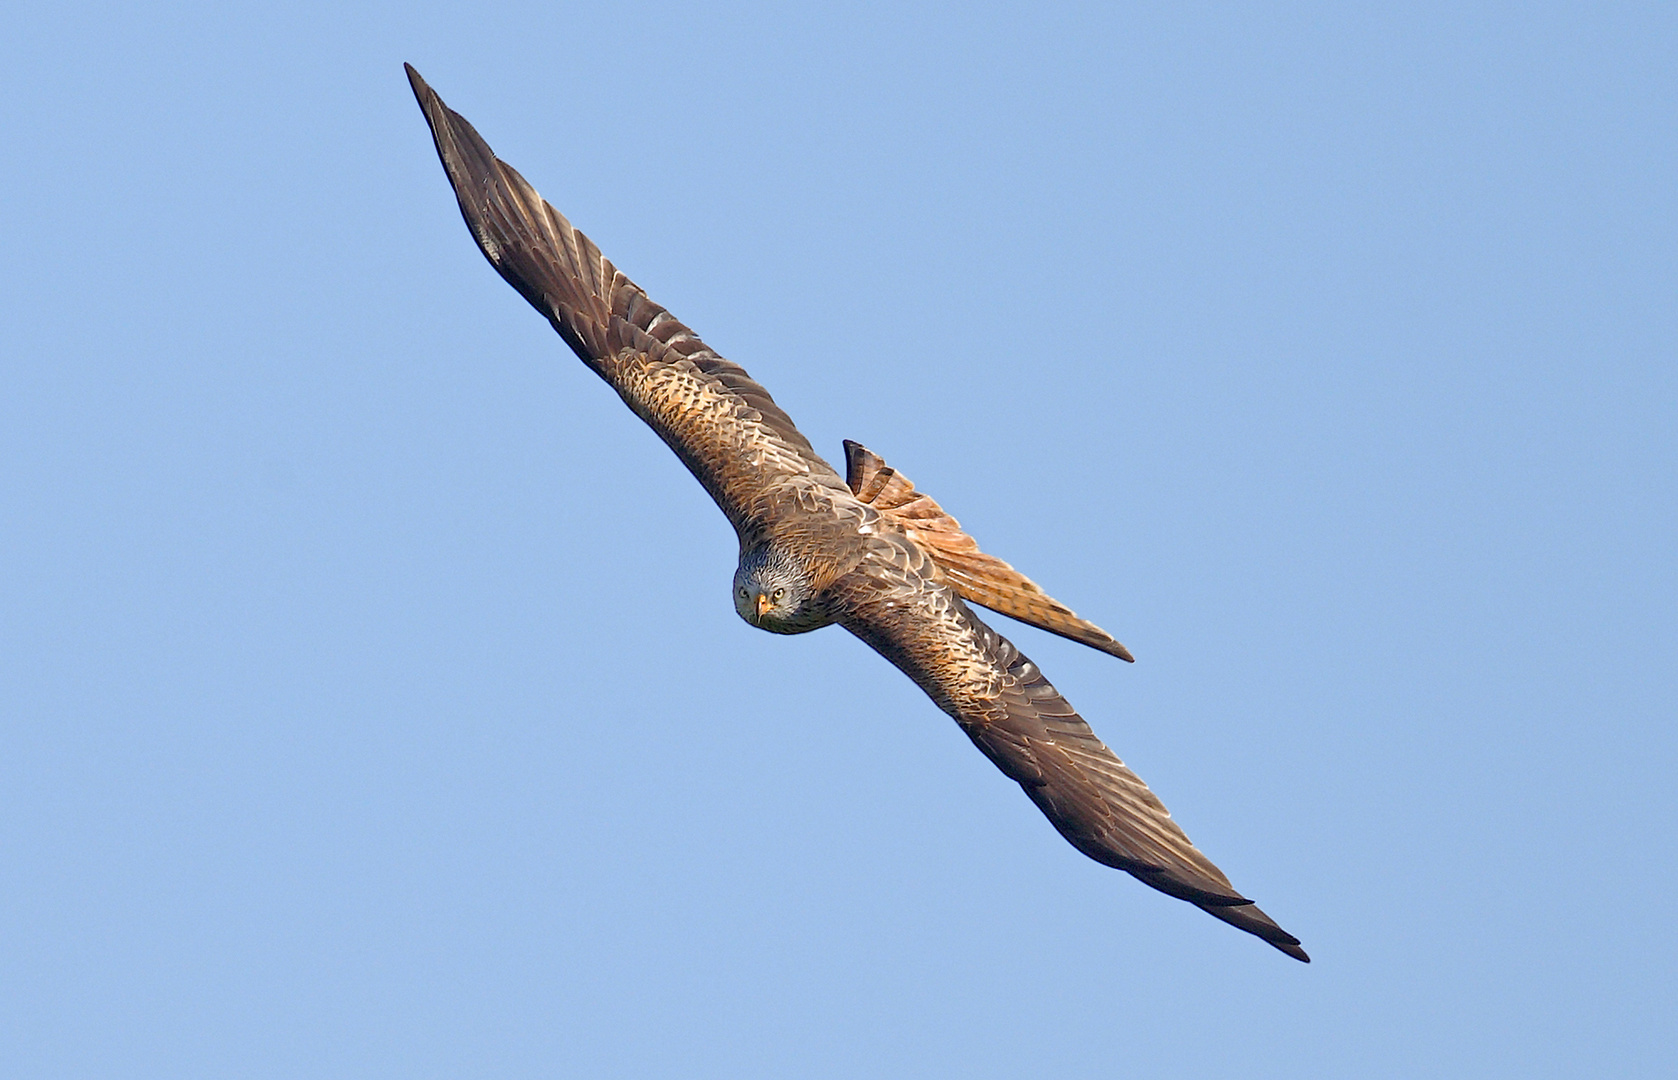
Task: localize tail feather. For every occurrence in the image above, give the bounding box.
[843,440,1134,661]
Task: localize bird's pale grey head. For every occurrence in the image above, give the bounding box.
[733,545,827,634]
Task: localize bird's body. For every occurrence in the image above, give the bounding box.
[406,65,1307,962]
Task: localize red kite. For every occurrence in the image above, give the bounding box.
[408,65,1306,961]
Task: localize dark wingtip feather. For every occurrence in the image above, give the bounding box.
[402,63,568,331]
[1198,901,1310,962]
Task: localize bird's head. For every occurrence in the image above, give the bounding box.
[733,546,825,634]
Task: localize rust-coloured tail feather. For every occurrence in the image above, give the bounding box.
[843,440,1134,662]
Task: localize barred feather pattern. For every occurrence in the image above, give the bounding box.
[834,539,1308,961]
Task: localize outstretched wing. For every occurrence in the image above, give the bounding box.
[406,65,845,536]
[844,440,1134,661]
[833,540,1307,961]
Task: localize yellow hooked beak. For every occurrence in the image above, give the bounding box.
[755,593,772,618]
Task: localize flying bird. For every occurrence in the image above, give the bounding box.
[405,64,1307,962]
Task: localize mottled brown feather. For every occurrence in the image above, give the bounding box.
[834,543,1307,961]
[407,66,1306,961]
[843,441,1135,662]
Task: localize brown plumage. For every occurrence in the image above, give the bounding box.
[406,64,1307,962]
[843,440,1136,662]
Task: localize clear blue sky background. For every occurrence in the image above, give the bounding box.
[3,3,1673,1076]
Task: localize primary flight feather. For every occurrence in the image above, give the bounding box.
[405,64,1306,962]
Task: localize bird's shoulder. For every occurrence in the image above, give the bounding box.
[745,478,902,593]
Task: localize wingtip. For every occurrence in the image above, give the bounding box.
[1197,899,1310,963]
[404,63,434,105]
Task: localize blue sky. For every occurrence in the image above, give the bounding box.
[3,2,1674,1076]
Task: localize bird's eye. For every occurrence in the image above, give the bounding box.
[772,587,785,602]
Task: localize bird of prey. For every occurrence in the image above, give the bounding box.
[405,64,1307,962]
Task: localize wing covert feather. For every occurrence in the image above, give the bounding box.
[833,542,1307,961]
[407,65,843,535]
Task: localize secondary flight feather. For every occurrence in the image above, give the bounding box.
[406,64,1306,961]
